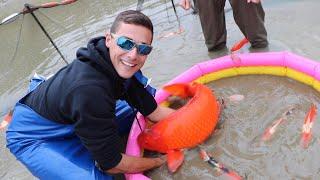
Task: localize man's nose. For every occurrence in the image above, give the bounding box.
[127,46,138,59]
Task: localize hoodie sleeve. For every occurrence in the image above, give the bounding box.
[124,77,157,116]
[62,84,122,170]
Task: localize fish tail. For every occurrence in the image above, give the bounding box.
[301,132,312,148]
[261,129,272,141]
[167,149,184,173]
[227,171,243,180]
[210,158,242,180]
[163,83,191,98]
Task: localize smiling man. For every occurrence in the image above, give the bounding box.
[6,10,174,180]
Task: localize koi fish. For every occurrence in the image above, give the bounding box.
[301,104,317,148]
[230,53,242,67]
[261,106,295,141]
[158,27,184,39]
[261,118,284,141]
[199,149,242,180]
[230,38,249,52]
[0,110,13,130]
[228,94,244,102]
[138,83,220,172]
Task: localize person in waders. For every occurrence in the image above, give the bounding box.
[6,10,174,180]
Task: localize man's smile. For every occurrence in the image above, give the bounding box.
[120,59,137,67]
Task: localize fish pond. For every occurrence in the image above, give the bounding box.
[146,75,320,179]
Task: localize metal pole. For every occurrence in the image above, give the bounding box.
[24,3,69,65]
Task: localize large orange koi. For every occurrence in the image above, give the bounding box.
[301,104,317,148]
[138,82,219,172]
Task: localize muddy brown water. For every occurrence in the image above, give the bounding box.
[0,0,320,179]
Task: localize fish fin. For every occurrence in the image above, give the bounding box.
[216,101,221,117]
[163,84,189,98]
[167,149,184,173]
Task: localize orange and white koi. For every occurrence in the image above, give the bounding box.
[301,104,317,148]
[261,106,295,141]
[230,38,249,52]
[230,53,242,67]
[261,118,284,141]
[0,110,13,130]
[228,94,244,102]
[158,27,184,40]
[199,149,242,180]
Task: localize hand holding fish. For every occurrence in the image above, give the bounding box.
[138,83,220,172]
[154,155,167,167]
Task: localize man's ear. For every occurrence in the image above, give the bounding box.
[105,32,112,48]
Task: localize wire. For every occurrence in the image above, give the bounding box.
[25,4,68,65]
[9,14,24,64]
[135,114,143,132]
[171,0,181,28]
[37,10,67,30]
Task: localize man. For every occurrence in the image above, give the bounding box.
[180,0,268,51]
[6,10,174,179]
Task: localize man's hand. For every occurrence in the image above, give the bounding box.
[106,154,166,174]
[147,106,175,123]
[247,0,261,4]
[179,0,191,10]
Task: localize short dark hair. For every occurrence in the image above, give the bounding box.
[110,10,153,41]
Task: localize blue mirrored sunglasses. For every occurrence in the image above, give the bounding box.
[111,33,153,56]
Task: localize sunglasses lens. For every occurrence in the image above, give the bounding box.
[117,37,134,51]
[138,45,152,55]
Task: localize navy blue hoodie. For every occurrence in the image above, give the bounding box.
[24,36,157,170]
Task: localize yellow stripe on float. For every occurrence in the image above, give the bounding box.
[195,68,238,84]
[195,66,287,83]
[237,66,286,76]
[192,66,319,92]
[313,80,320,92]
[286,68,314,86]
